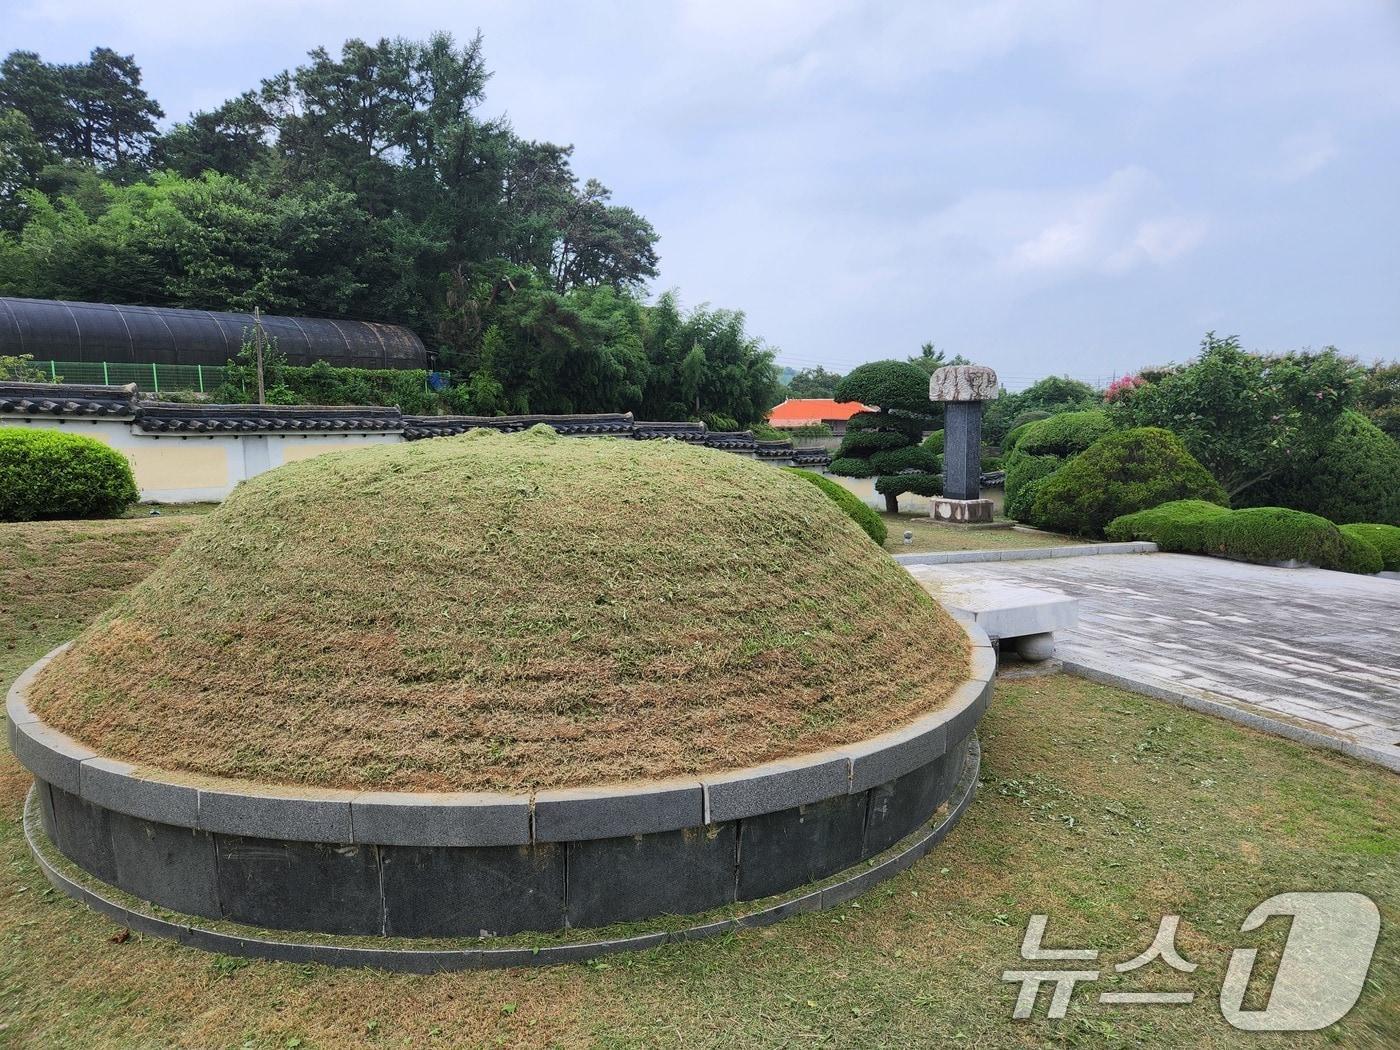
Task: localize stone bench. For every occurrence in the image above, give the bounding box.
[904,567,1080,662]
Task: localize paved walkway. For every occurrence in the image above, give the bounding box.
[906,553,1400,770]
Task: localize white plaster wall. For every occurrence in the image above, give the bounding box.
[816,471,1005,516]
[4,416,401,503]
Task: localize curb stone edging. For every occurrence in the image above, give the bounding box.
[22,736,982,971]
[7,619,995,848]
[894,541,1157,566]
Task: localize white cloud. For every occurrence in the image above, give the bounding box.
[1273,129,1341,182]
[989,168,1208,276]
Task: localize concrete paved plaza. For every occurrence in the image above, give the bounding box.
[907,552,1400,770]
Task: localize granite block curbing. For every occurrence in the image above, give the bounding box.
[533,779,704,842]
[352,791,530,847]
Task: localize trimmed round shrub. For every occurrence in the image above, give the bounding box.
[1240,411,1400,525]
[1201,507,1348,570]
[1105,499,1233,553]
[784,468,887,545]
[1338,531,1383,575]
[1028,428,1227,537]
[1003,450,1062,522]
[870,445,940,475]
[835,360,932,412]
[1002,421,1036,453]
[0,427,138,522]
[1016,409,1113,457]
[1339,523,1400,571]
[828,456,874,479]
[920,429,944,454]
[1006,409,1052,434]
[831,362,938,511]
[875,472,941,498]
[839,429,907,455]
[1002,410,1116,524]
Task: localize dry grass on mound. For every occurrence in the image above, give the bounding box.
[29,429,968,793]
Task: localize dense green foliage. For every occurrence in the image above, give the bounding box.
[828,361,938,511]
[1107,334,1361,499]
[0,352,52,382]
[1200,507,1350,571]
[983,377,1099,445]
[1105,500,1234,553]
[875,472,941,498]
[1238,411,1400,525]
[0,427,137,520]
[783,366,843,398]
[217,358,445,415]
[1014,410,1112,457]
[0,37,779,423]
[783,468,887,545]
[1028,428,1226,537]
[1339,523,1400,572]
[1003,451,1063,522]
[1356,360,1400,442]
[1337,530,1384,575]
[1001,410,1114,523]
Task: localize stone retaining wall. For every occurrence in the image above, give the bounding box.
[8,623,993,940]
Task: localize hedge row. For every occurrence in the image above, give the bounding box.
[1108,500,1396,575]
[783,468,888,545]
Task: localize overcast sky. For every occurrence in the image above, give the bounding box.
[5,1,1398,387]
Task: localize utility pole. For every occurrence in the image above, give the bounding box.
[252,307,266,405]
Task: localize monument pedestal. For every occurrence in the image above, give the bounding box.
[929,498,995,524]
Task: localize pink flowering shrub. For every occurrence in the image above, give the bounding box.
[1104,374,1146,402]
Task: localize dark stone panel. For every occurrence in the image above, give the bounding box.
[736,791,869,902]
[379,843,565,937]
[863,754,950,858]
[47,783,117,885]
[108,809,220,919]
[939,736,971,800]
[37,780,57,844]
[215,834,383,936]
[566,824,738,928]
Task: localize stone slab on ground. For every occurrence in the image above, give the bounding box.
[905,552,1400,771]
[905,567,1080,641]
[895,541,1156,566]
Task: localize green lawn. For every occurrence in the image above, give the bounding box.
[883,512,1089,554]
[0,517,1395,1048]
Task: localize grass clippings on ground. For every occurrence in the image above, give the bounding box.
[0,514,1394,1047]
[25,430,969,793]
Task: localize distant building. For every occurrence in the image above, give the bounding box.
[767,397,872,436]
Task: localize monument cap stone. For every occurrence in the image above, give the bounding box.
[929,365,999,403]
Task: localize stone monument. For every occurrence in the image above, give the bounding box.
[928,364,999,524]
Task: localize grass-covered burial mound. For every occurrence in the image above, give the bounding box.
[30,428,968,793]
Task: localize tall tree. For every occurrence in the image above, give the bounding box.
[785,365,844,398]
[154,93,273,179]
[828,360,941,512]
[0,47,162,173]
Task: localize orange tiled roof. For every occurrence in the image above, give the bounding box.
[767,398,871,427]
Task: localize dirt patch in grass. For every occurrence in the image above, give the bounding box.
[27,430,969,793]
[882,513,1089,554]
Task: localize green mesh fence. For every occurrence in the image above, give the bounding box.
[34,360,228,395]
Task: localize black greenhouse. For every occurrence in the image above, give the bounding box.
[0,297,427,370]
